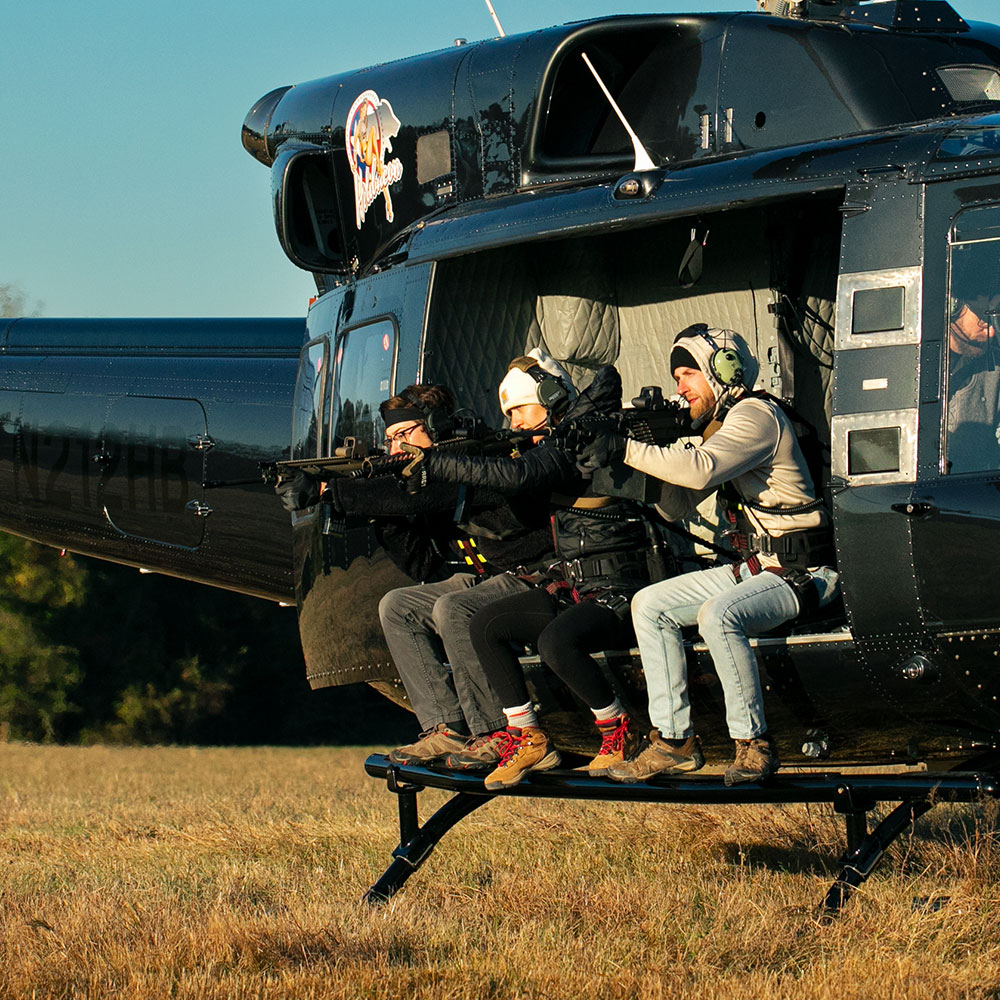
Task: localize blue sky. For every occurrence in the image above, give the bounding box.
[3,0,998,319]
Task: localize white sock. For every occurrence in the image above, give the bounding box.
[591,698,625,723]
[504,701,538,731]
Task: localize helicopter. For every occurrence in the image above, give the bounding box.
[4,0,1000,908]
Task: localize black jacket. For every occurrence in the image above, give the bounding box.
[422,367,650,593]
[326,467,553,581]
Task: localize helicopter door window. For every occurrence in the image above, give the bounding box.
[836,267,921,351]
[291,337,328,461]
[944,230,1000,475]
[329,319,397,457]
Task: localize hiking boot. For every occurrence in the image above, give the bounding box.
[581,714,631,777]
[444,731,508,772]
[388,723,467,765]
[724,735,780,786]
[484,727,561,791]
[607,730,704,783]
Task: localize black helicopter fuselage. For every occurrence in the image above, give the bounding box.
[4,3,1000,771]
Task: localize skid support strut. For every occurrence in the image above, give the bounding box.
[824,795,934,911]
[364,765,490,904]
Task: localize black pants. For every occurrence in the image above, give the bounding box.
[468,587,635,711]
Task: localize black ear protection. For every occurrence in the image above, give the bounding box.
[507,356,572,415]
[675,324,745,389]
[398,387,455,442]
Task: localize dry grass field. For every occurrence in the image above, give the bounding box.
[2,744,1000,999]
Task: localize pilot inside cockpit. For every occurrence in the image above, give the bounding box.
[946,273,1000,474]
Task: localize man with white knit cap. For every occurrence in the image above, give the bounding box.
[582,324,837,785]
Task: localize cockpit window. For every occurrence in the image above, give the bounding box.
[329,319,397,456]
[935,124,1000,162]
[945,211,1000,474]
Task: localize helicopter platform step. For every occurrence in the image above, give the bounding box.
[363,754,1000,911]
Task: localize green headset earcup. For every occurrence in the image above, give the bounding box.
[710,347,745,388]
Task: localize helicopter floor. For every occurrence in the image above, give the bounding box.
[362,754,1000,912]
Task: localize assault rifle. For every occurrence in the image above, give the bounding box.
[209,415,533,490]
[548,386,695,503]
[549,385,694,450]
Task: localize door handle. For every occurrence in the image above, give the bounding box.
[185,499,213,518]
[891,501,938,518]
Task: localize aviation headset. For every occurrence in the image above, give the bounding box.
[381,386,455,443]
[505,356,573,415]
[674,323,746,389]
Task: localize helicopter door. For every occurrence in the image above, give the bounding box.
[99,395,208,549]
[829,260,940,706]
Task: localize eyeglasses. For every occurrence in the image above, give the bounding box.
[384,422,425,448]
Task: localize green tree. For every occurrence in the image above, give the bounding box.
[0,537,88,741]
[0,282,43,318]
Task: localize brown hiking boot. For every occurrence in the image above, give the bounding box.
[484,727,561,791]
[581,715,631,777]
[444,731,508,771]
[607,730,704,783]
[724,735,779,786]
[388,723,467,765]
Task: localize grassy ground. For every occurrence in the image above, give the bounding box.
[1,744,1000,999]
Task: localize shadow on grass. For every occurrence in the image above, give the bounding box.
[718,841,837,876]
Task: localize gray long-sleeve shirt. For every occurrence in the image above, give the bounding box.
[624,395,826,567]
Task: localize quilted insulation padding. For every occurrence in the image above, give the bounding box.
[424,243,619,415]
[610,221,775,404]
[425,213,785,414]
[534,240,619,372]
[424,247,544,423]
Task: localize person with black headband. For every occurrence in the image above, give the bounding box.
[402,352,658,789]
[946,282,1000,473]
[276,380,555,769]
[580,325,838,786]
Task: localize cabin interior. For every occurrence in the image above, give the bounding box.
[418,195,848,722]
[424,195,841,475]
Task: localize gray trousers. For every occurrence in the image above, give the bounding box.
[377,572,528,735]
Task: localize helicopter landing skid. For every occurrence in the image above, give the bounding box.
[362,754,999,911]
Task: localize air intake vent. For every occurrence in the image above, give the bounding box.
[938,66,1000,103]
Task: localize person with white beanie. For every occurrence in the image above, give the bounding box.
[414,352,655,789]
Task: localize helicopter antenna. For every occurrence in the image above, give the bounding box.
[483,0,506,36]
[580,52,657,172]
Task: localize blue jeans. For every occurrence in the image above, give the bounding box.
[377,572,528,734]
[631,563,801,741]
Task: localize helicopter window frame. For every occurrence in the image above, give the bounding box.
[942,209,1000,477]
[831,410,918,486]
[835,267,922,352]
[291,335,330,462]
[328,316,399,457]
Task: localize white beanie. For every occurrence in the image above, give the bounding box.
[498,347,577,416]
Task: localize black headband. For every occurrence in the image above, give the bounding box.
[381,406,425,427]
